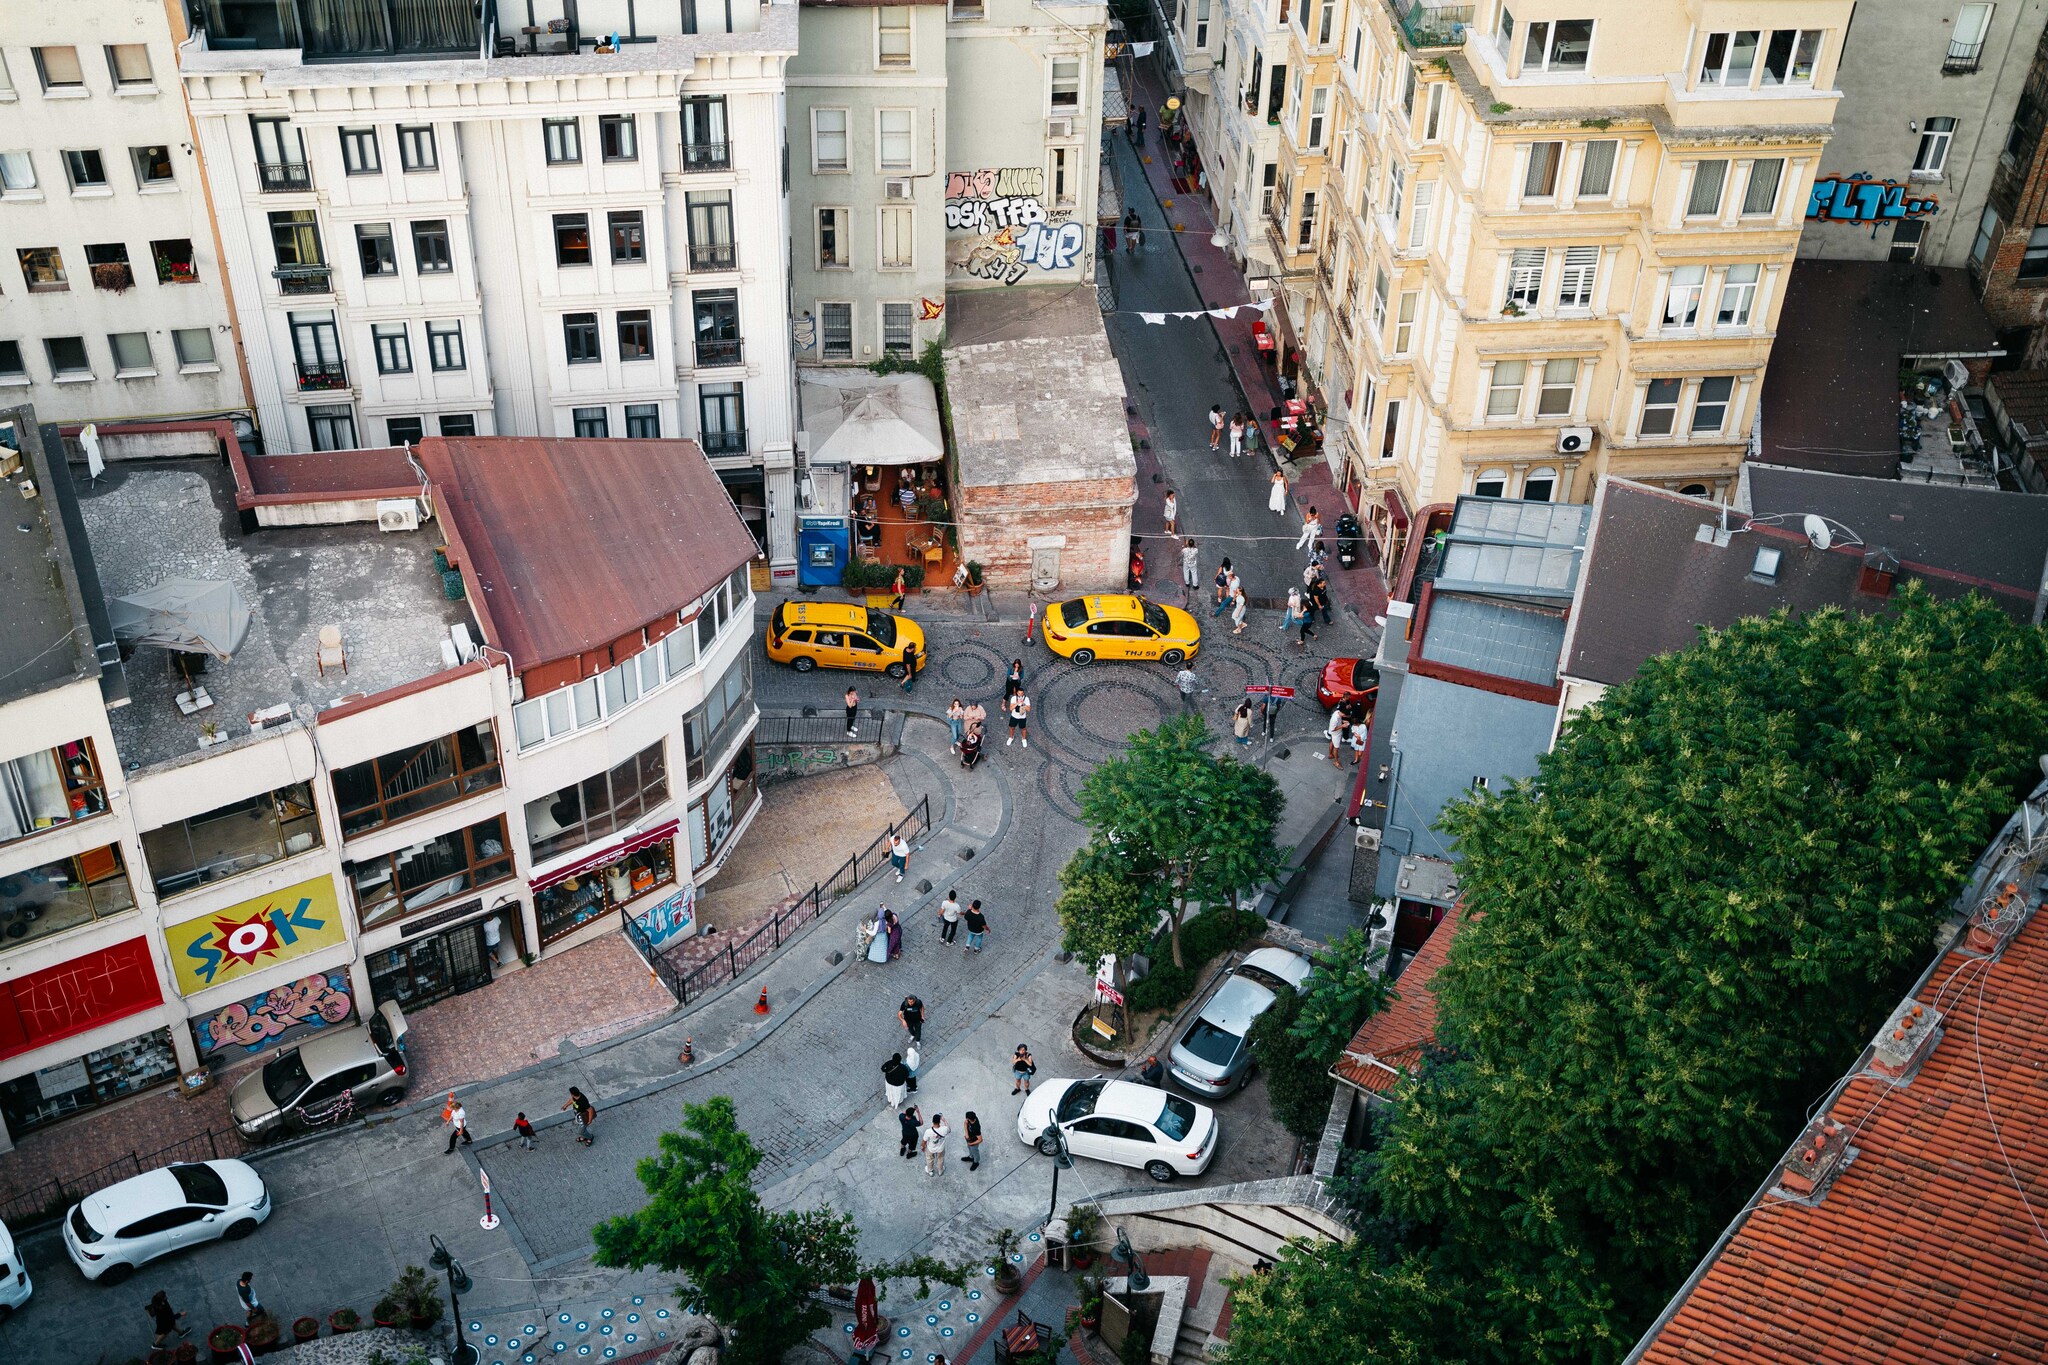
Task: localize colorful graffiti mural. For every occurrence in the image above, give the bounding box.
[1806,175,1940,224]
[167,875,347,995]
[195,970,355,1057]
[945,167,1083,285]
[634,884,696,949]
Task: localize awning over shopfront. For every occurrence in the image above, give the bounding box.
[799,370,945,467]
[530,818,681,893]
[1385,486,1411,531]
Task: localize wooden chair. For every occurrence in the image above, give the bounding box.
[994,1310,1052,1365]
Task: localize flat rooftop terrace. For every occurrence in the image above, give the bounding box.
[76,458,471,773]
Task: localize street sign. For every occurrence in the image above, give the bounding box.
[1244,684,1270,694]
[1268,686,1297,698]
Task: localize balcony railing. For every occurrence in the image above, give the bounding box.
[91,262,136,293]
[682,142,732,172]
[700,429,748,455]
[274,264,333,296]
[694,337,744,368]
[296,359,349,392]
[690,243,738,272]
[256,161,312,192]
[1397,2,1473,51]
[1944,39,1986,75]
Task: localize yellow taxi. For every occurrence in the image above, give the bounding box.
[765,600,927,677]
[1043,594,1202,666]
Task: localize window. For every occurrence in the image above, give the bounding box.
[1401,63,1417,116]
[699,380,746,454]
[64,149,108,191]
[140,782,321,896]
[1051,57,1081,109]
[357,223,397,276]
[1524,141,1561,198]
[427,320,464,372]
[1394,291,1418,354]
[1536,358,1577,417]
[340,128,379,175]
[307,404,356,451]
[821,302,853,359]
[0,843,138,951]
[108,332,152,375]
[1751,545,1781,581]
[1639,377,1681,436]
[106,44,153,85]
[818,207,850,268]
[694,290,744,367]
[1197,0,1214,46]
[952,0,986,19]
[1687,160,1728,217]
[1716,264,1759,327]
[883,301,914,355]
[412,220,452,273]
[1971,207,2000,270]
[438,414,475,437]
[398,125,437,171]
[1523,467,1557,502]
[880,206,914,269]
[132,145,174,187]
[331,723,502,837]
[813,108,848,172]
[173,328,215,368]
[554,213,592,267]
[1381,399,1402,461]
[687,193,735,270]
[1742,158,1783,216]
[524,743,670,861]
[386,416,424,446]
[878,7,912,66]
[1950,5,1995,73]
[626,404,661,438]
[1889,219,1926,263]
[1521,18,1593,72]
[1474,469,1508,498]
[1308,87,1328,147]
[2020,226,2048,280]
[618,310,654,360]
[373,323,412,374]
[1297,191,1317,249]
[1558,246,1598,310]
[610,210,646,264]
[251,116,308,190]
[351,817,513,929]
[1915,118,1957,176]
[1050,146,1075,207]
[682,97,729,170]
[1425,83,1446,140]
[0,341,21,380]
[1371,267,1389,333]
[600,114,638,162]
[1505,247,1545,309]
[34,46,84,91]
[0,740,107,847]
[544,118,581,165]
[1578,139,1616,197]
[1487,361,1526,418]
[564,313,600,363]
[1760,30,1822,86]
[20,247,68,293]
[86,243,133,293]
[0,152,36,192]
[1407,180,1435,251]
[574,406,610,438]
[879,109,913,170]
[682,654,753,781]
[1664,265,1706,330]
[1697,31,1758,86]
[290,310,343,390]
[1691,376,1734,433]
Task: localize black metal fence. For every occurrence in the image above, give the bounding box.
[623,793,932,1006]
[755,713,886,747]
[0,1127,236,1230]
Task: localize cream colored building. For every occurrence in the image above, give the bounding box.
[1275,0,1850,573]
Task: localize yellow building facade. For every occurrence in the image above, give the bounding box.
[1270,1,1852,571]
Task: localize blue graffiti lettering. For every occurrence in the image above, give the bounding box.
[1806,176,1939,224]
[266,896,326,946]
[184,934,225,986]
[1016,221,1085,272]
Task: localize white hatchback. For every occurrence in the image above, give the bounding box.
[1016,1077,1219,1182]
[62,1160,270,1283]
[0,1216,30,1320]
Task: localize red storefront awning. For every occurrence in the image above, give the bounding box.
[1383,487,1410,531]
[530,819,681,893]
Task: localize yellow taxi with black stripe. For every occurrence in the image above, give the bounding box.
[1044,594,1201,666]
[765,600,927,677]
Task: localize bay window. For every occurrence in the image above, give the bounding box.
[524,743,670,862]
[331,722,501,837]
[351,817,513,929]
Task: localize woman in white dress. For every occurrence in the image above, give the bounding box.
[1268,470,1288,515]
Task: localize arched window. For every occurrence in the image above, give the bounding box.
[1678,482,1710,498]
[1474,469,1508,498]
[1522,467,1557,502]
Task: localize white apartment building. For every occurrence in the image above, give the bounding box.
[175,0,801,565]
[0,1,246,425]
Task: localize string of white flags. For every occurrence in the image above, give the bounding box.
[1134,298,1278,325]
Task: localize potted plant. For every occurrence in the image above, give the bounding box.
[964,561,985,596]
[176,1344,200,1365]
[246,1316,281,1356]
[198,720,224,749]
[384,1264,444,1330]
[991,1226,1024,1295]
[292,1316,320,1344]
[329,1306,361,1335]
[371,1297,402,1330]
[205,1325,245,1365]
[1066,1204,1100,1269]
[146,1352,175,1365]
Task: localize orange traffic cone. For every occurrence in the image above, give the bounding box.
[754,987,771,1015]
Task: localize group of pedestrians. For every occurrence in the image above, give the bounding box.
[146,1272,267,1351]
[1206,405,1251,457]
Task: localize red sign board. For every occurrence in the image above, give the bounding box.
[1268,686,1297,698]
[1245,685,1297,698]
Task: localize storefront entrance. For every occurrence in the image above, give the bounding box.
[0,1027,179,1137]
[367,911,498,1012]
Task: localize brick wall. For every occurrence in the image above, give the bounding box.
[956,474,1135,591]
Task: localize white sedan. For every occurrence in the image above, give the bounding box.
[1016,1077,1219,1182]
[62,1160,270,1282]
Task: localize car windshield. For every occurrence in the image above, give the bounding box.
[1180,1018,1243,1066]
[868,612,898,648]
[261,1050,311,1108]
[1059,599,1091,631]
[170,1163,229,1207]
[1054,1079,1105,1123]
[1156,1095,1199,1142]
[1236,963,1295,992]
[1348,661,1380,691]
[1141,602,1171,634]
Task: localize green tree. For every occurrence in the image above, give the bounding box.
[1070,715,1285,967]
[1219,1238,1465,1365]
[1244,988,1331,1140]
[1055,862,1163,1001]
[1288,928,1391,1063]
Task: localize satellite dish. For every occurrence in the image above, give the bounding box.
[1803,514,1832,551]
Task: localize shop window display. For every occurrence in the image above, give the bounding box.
[0,1027,177,1135]
[537,836,678,945]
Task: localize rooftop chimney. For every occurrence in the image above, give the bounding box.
[1858,549,1899,599]
[1965,880,2040,956]
[1776,1113,1852,1200]
[1868,998,1943,1080]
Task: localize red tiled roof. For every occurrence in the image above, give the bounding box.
[1332,908,1463,1094]
[1635,894,2048,1365]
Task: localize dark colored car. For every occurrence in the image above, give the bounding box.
[1316,658,1381,713]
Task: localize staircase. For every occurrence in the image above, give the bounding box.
[1171,1318,1214,1364]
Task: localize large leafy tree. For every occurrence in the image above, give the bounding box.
[1070,715,1285,966]
[1055,862,1163,1001]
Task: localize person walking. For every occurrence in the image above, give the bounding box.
[844,685,860,739]
[1162,489,1178,535]
[1003,659,1025,703]
[891,567,907,609]
[1208,404,1225,450]
[563,1087,595,1146]
[1349,719,1370,766]
[900,641,918,693]
[1230,585,1248,635]
[1006,690,1031,747]
[1180,539,1200,597]
[1229,412,1246,458]
[1011,1045,1038,1096]
[964,899,989,951]
[921,1113,951,1176]
[898,993,925,1043]
[1296,605,1319,650]
[939,889,962,943]
[1326,707,1347,763]
[884,907,904,959]
[1122,207,1142,254]
[1296,506,1322,551]
[882,1053,910,1108]
[966,698,988,736]
[236,1271,263,1325]
[947,699,967,753]
[904,1041,921,1093]
[963,1111,983,1171]
[1132,103,1147,145]
[890,832,912,883]
[1269,469,1289,516]
[1308,573,1333,626]
[898,1103,922,1159]
[1211,559,1234,616]
[147,1292,188,1348]
[1282,587,1302,632]
[1233,699,1254,747]
[1175,665,1199,710]
[515,1112,537,1150]
[444,1098,472,1153]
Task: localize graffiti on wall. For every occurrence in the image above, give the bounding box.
[195,970,354,1057]
[1806,174,1940,225]
[945,167,1085,285]
[633,884,696,949]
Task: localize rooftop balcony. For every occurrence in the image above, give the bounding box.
[1393,2,1472,51]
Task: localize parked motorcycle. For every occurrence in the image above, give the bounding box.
[1335,513,1362,569]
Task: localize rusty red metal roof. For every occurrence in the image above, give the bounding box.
[415,436,757,672]
[1332,907,1463,1094]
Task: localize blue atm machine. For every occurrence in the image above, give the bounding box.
[798,517,850,588]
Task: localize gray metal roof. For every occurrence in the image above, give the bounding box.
[1418,595,1569,685]
[1434,497,1590,599]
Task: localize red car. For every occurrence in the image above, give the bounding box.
[1316,658,1381,714]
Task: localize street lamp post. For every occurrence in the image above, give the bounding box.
[429,1233,479,1365]
[1044,1124,1073,1226]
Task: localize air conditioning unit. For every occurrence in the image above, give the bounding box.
[884,177,914,201]
[1556,426,1593,454]
[1354,826,1382,852]
[1047,116,1075,140]
[376,498,421,532]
